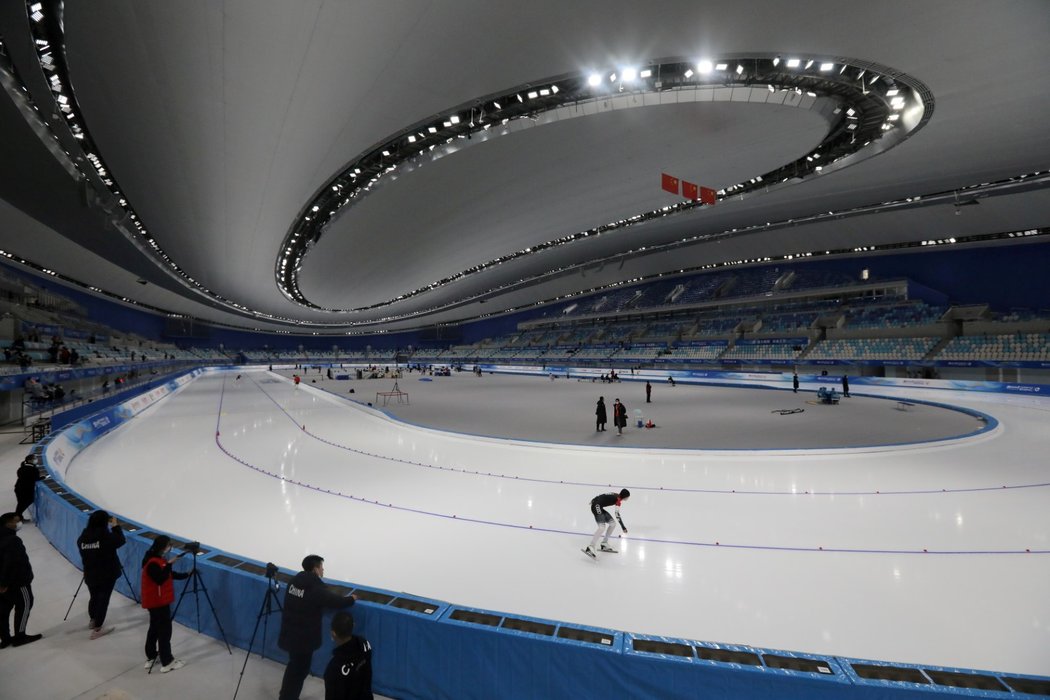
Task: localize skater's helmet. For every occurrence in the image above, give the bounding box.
[619,488,631,499]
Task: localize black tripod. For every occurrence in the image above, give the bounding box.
[170,546,232,654]
[233,563,284,700]
[63,560,139,621]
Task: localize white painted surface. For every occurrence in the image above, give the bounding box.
[62,370,1050,675]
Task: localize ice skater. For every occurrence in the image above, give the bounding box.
[582,489,630,559]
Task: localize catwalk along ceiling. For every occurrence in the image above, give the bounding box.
[0,0,1048,334]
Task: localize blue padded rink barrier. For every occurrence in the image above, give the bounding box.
[33,367,1050,699]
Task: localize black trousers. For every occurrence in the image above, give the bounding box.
[145,605,174,665]
[279,649,314,700]
[0,584,34,641]
[87,577,117,627]
[14,493,33,519]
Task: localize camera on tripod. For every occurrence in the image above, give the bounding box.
[182,540,201,555]
[265,562,278,579]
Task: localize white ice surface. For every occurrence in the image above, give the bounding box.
[60,370,1050,675]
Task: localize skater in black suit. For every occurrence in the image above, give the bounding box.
[793,373,799,393]
[595,397,607,432]
[582,490,630,559]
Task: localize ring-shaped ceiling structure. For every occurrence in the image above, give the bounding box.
[1,1,1049,335]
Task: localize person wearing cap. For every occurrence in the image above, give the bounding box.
[278,554,357,700]
[582,489,631,559]
[13,455,43,523]
[78,510,126,638]
[140,535,189,672]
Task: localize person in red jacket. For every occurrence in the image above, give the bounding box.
[140,535,189,673]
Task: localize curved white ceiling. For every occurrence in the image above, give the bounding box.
[0,0,1048,332]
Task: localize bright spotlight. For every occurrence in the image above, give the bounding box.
[786,58,800,68]
[736,64,744,75]
[820,62,833,71]
[715,63,728,71]
[639,69,652,78]
[622,67,638,82]
[698,60,713,73]
[587,73,601,86]
[684,68,694,78]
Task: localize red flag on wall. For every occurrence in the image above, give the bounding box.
[661,173,680,195]
[699,186,717,205]
[682,181,699,201]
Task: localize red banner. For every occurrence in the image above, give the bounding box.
[699,186,717,205]
[661,173,680,195]
[682,181,699,200]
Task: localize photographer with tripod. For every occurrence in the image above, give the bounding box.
[140,535,189,673]
[77,510,126,639]
[278,554,357,700]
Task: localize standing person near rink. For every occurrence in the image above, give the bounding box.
[793,372,800,393]
[841,374,850,397]
[595,396,607,432]
[645,381,652,403]
[140,535,189,673]
[323,611,374,700]
[13,454,43,522]
[78,509,126,639]
[0,513,42,647]
[582,489,630,559]
[279,555,358,700]
[613,398,628,435]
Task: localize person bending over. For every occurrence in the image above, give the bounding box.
[583,489,630,559]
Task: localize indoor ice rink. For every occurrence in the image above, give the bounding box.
[55,368,1050,677]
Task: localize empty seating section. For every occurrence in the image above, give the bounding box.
[807,337,940,361]
[692,316,743,335]
[723,341,802,361]
[724,268,783,298]
[846,302,945,329]
[662,343,726,361]
[612,345,665,361]
[938,333,1050,361]
[598,323,643,343]
[758,312,818,334]
[640,321,683,339]
[783,269,858,291]
[572,346,617,361]
[673,276,729,305]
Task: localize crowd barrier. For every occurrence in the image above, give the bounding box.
[30,370,1050,699]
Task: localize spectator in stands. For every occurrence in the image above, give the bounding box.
[841,374,850,398]
[140,535,189,672]
[14,455,43,523]
[0,512,42,648]
[101,379,110,394]
[645,381,652,403]
[793,373,800,394]
[17,353,30,370]
[69,348,80,365]
[613,398,628,435]
[278,554,357,700]
[11,337,24,352]
[59,346,71,364]
[323,611,373,700]
[77,510,125,638]
[595,397,607,432]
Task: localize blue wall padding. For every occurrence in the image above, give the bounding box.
[30,376,1050,700]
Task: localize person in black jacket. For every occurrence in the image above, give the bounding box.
[278,554,357,700]
[0,513,41,647]
[14,455,43,522]
[595,396,607,432]
[613,398,628,435]
[323,611,373,700]
[78,510,126,638]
